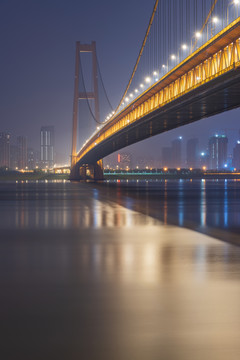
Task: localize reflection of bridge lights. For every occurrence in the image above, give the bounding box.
[182,44,188,50]
[195,31,201,38]
[145,76,151,83]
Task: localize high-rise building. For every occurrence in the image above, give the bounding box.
[233,141,240,169]
[186,138,199,168]
[208,135,228,170]
[40,126,54,168]
[17,136,27,169]
[117,153,132,169]
[0,132,10,168]
[27,148,40,170]
[171,137,182,168]
[10,145,18,169]
[161,147,172,168]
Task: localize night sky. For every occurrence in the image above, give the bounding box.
[1,0,240,164]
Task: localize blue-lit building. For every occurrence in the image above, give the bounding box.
[233,141,240,169]
[208,135,228,170]
[40,126,54,169]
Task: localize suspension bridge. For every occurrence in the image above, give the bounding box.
[70,0,240,180]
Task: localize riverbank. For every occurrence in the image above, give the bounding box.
[0,171,69,181]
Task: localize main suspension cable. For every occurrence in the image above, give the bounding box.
[115,0,159,114]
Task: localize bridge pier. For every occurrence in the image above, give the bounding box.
[69,160,104,181]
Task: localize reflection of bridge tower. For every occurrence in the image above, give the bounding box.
[70,41,103,180]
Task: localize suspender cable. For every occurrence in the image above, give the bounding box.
[191,0,218,52]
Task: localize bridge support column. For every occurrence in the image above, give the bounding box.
[92,160,104,181]
[70,160,104,181]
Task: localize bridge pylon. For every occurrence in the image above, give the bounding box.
[70,41,103,181]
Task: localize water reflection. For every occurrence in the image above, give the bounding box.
[1,181,240,359]
[103,179,240,242]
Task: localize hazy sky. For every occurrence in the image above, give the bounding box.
[1,0,240,164]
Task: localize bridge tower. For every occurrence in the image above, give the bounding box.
[70,41,103,181]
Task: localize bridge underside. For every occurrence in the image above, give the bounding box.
[71,67,240,180]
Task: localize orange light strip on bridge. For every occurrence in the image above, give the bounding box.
[76,17,240,164]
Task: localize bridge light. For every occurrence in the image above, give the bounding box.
[140,83,144,88]
[153,71,158,76]
[125,97,129,102]
[234,0,239,5]
[212,16,218,23]
[195,31,201,38]
[122,102,124,105]
[162,64,166,68]
[135,89,139,93]
[182,44,187,50]
[155,78,159,82]
[145,76,151,83]
[171,54,176,60]
[130,93,133,98]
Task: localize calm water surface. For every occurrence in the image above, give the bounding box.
[0,180,240,360]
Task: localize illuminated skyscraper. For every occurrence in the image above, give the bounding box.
[17,136,27,169]
[40,126,54,168]
[0,132,10,168]
[233,141,240,169]
[208,135,228,170]
[186,138,199,168]
[171,137,182,168]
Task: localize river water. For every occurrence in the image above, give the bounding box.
[0,180,240,360]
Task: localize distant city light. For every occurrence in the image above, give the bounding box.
[201,152,205,156]
[224,164,228,168]
[237,140,240,144]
